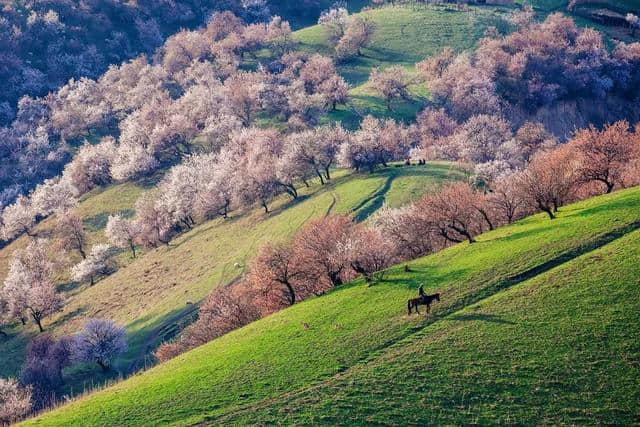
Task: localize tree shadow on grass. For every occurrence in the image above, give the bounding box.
[84,209,134,232]
[447,313,516,325]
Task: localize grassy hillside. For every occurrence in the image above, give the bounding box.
[294,2,638,128]
[0,163,464,384]
[294,4,514,126]
[23,186,640,426]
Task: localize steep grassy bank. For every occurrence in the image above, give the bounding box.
[23,186,640,426]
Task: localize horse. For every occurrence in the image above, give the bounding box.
[407,293,440,315]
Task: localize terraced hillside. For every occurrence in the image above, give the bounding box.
[0,163,465,385]
[23,187,640,426]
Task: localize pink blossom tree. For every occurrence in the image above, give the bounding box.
[2,240,62,332]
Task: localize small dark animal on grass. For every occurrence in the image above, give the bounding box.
[408,292,440,315]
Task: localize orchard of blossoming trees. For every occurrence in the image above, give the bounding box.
[156,120,640,361]
[2,4,640,421]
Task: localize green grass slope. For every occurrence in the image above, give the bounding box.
[294,4,513,126]
[0,164,463,384]
[24,187,640,426]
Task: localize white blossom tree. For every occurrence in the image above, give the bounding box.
[2,240,62,332]
[0,196,37,240]
[30,177,76,217]
[0,378,32,425]
[71,244,117,286]
[63,137,117,195]
[55,211,88,259]
[105,215,140,258]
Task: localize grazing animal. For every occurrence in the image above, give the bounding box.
[407,293,440,315]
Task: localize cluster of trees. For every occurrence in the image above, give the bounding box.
[0,210,122,336]
[0,10,352,213]
[0,0,291,127]
[156,119,640,361]
[15,319,126,412]
[110,116,419,249]
[318,6,376,60]
[155,214,394,360]
[417,13,640,134]
[0,378,32,425]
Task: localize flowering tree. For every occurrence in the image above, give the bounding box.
[73,319,127,371]
[626,13,639,37]
[335,16,376,60]
[63,137,117,195]
[515,146,580,219]
[0,196,37,240]
[71,244,117,285]
[514,122,557,164]
[571,121,640,194]
[370,206,434,260]
[339,116,410,172]
[105,215,140,258]
[2,240,62,332]
[416,183,486,244]
[487,177,528,224]
[223,71,264,126]
[283,126,345,185]
[343,225,395,284]
[133,191,174,247]
[30,177,76,217]
[368,66,414,111]
[292,215,355,288]
[318,8,375,60]
[0,378,32,425]
[318,7,350,46]
[451,114,514,165]
[19,334,73,408]
[55,211,88,259]
[248,244,307,308]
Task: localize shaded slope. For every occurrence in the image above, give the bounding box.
[0,164,463,383]
[23,187,640,426]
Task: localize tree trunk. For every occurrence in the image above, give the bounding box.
[262,201,269,213]
[32,313,44,333]
[329,271,343,287]
[219,201,230,219]
[130,241,136,258]
[451,225,475,243]
[314,167,325,185]
[541,206,555,219]
[604,180,614,193]
[324,166,331,181]
[283,282,296,306]
[96,360,109,372]
[78,246,87,259]
[478,208,494,231]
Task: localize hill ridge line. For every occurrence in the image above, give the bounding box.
[196,219,640,425]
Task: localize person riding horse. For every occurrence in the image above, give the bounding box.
[408,284,440,315]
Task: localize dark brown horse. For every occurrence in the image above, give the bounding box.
[407,293,440,315]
